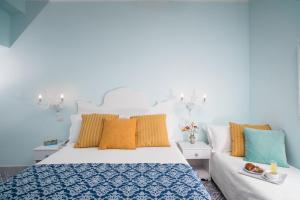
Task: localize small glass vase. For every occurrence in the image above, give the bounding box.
[189,134,196,144]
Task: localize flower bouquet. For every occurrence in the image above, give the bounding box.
[181,122,199,144]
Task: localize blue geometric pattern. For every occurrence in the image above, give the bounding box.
[0,163,211,200]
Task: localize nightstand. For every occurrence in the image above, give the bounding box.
[178,141,211,180]
[33,144,63,163]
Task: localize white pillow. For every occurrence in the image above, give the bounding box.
[206,125,231,153]
[69,114,82,143]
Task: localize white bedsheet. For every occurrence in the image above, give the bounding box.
[211,152,300,200]
[39,142,188,165]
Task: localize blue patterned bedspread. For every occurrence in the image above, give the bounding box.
[0,163,211,200]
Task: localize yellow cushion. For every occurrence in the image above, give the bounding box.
[230,122,271,157]
[75,114,119,148]
[99,119,137,150]
[131,114,170,147]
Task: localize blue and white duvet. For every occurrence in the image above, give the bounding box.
[0,163,211,200]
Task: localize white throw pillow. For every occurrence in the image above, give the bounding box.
[69,114,82,143]
[206,125,231,153]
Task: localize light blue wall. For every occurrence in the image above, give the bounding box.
[5,0,26,14]
[0,8,10,46]
[0,2,250,166]
[0,0,48,47]
[250,0,300,168]
[10,0,48,46]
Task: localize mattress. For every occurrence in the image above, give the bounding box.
[39,142,188,165]
[211,152,300,200]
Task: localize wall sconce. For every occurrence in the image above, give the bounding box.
[38,94,43,104]
[180,93,207,103]
[60,93,64,103]
[37,93,65,112]
[180,93,184,101]
[203,94,207,103]
[180,92,207,116]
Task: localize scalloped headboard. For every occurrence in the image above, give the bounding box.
[77,87,182,141]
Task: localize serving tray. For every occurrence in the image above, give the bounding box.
[239,170,287,185]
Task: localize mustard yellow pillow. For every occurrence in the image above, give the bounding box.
[75,114,119,148]
[230,122,271,157]
[130,114,170,147]
[99,119,137,150]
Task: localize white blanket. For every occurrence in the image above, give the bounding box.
[38,142,188,165]
[211,152,300,200]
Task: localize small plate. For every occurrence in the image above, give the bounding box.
[243,167,264,175]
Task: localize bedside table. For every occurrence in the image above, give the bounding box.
[178,141,211,180]
[33,144,63,163]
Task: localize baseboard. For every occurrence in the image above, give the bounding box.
[0,166,29,181]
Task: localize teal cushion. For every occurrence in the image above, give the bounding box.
[244,128,289,168]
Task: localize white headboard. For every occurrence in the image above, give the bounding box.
[103,88,150,109]
[77,87,183,141]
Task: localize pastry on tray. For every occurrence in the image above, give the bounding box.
[244,163,264,174]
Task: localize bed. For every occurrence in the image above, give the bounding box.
[0,88,211,200]
[39,142,187,165]
[211,151,300,200]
